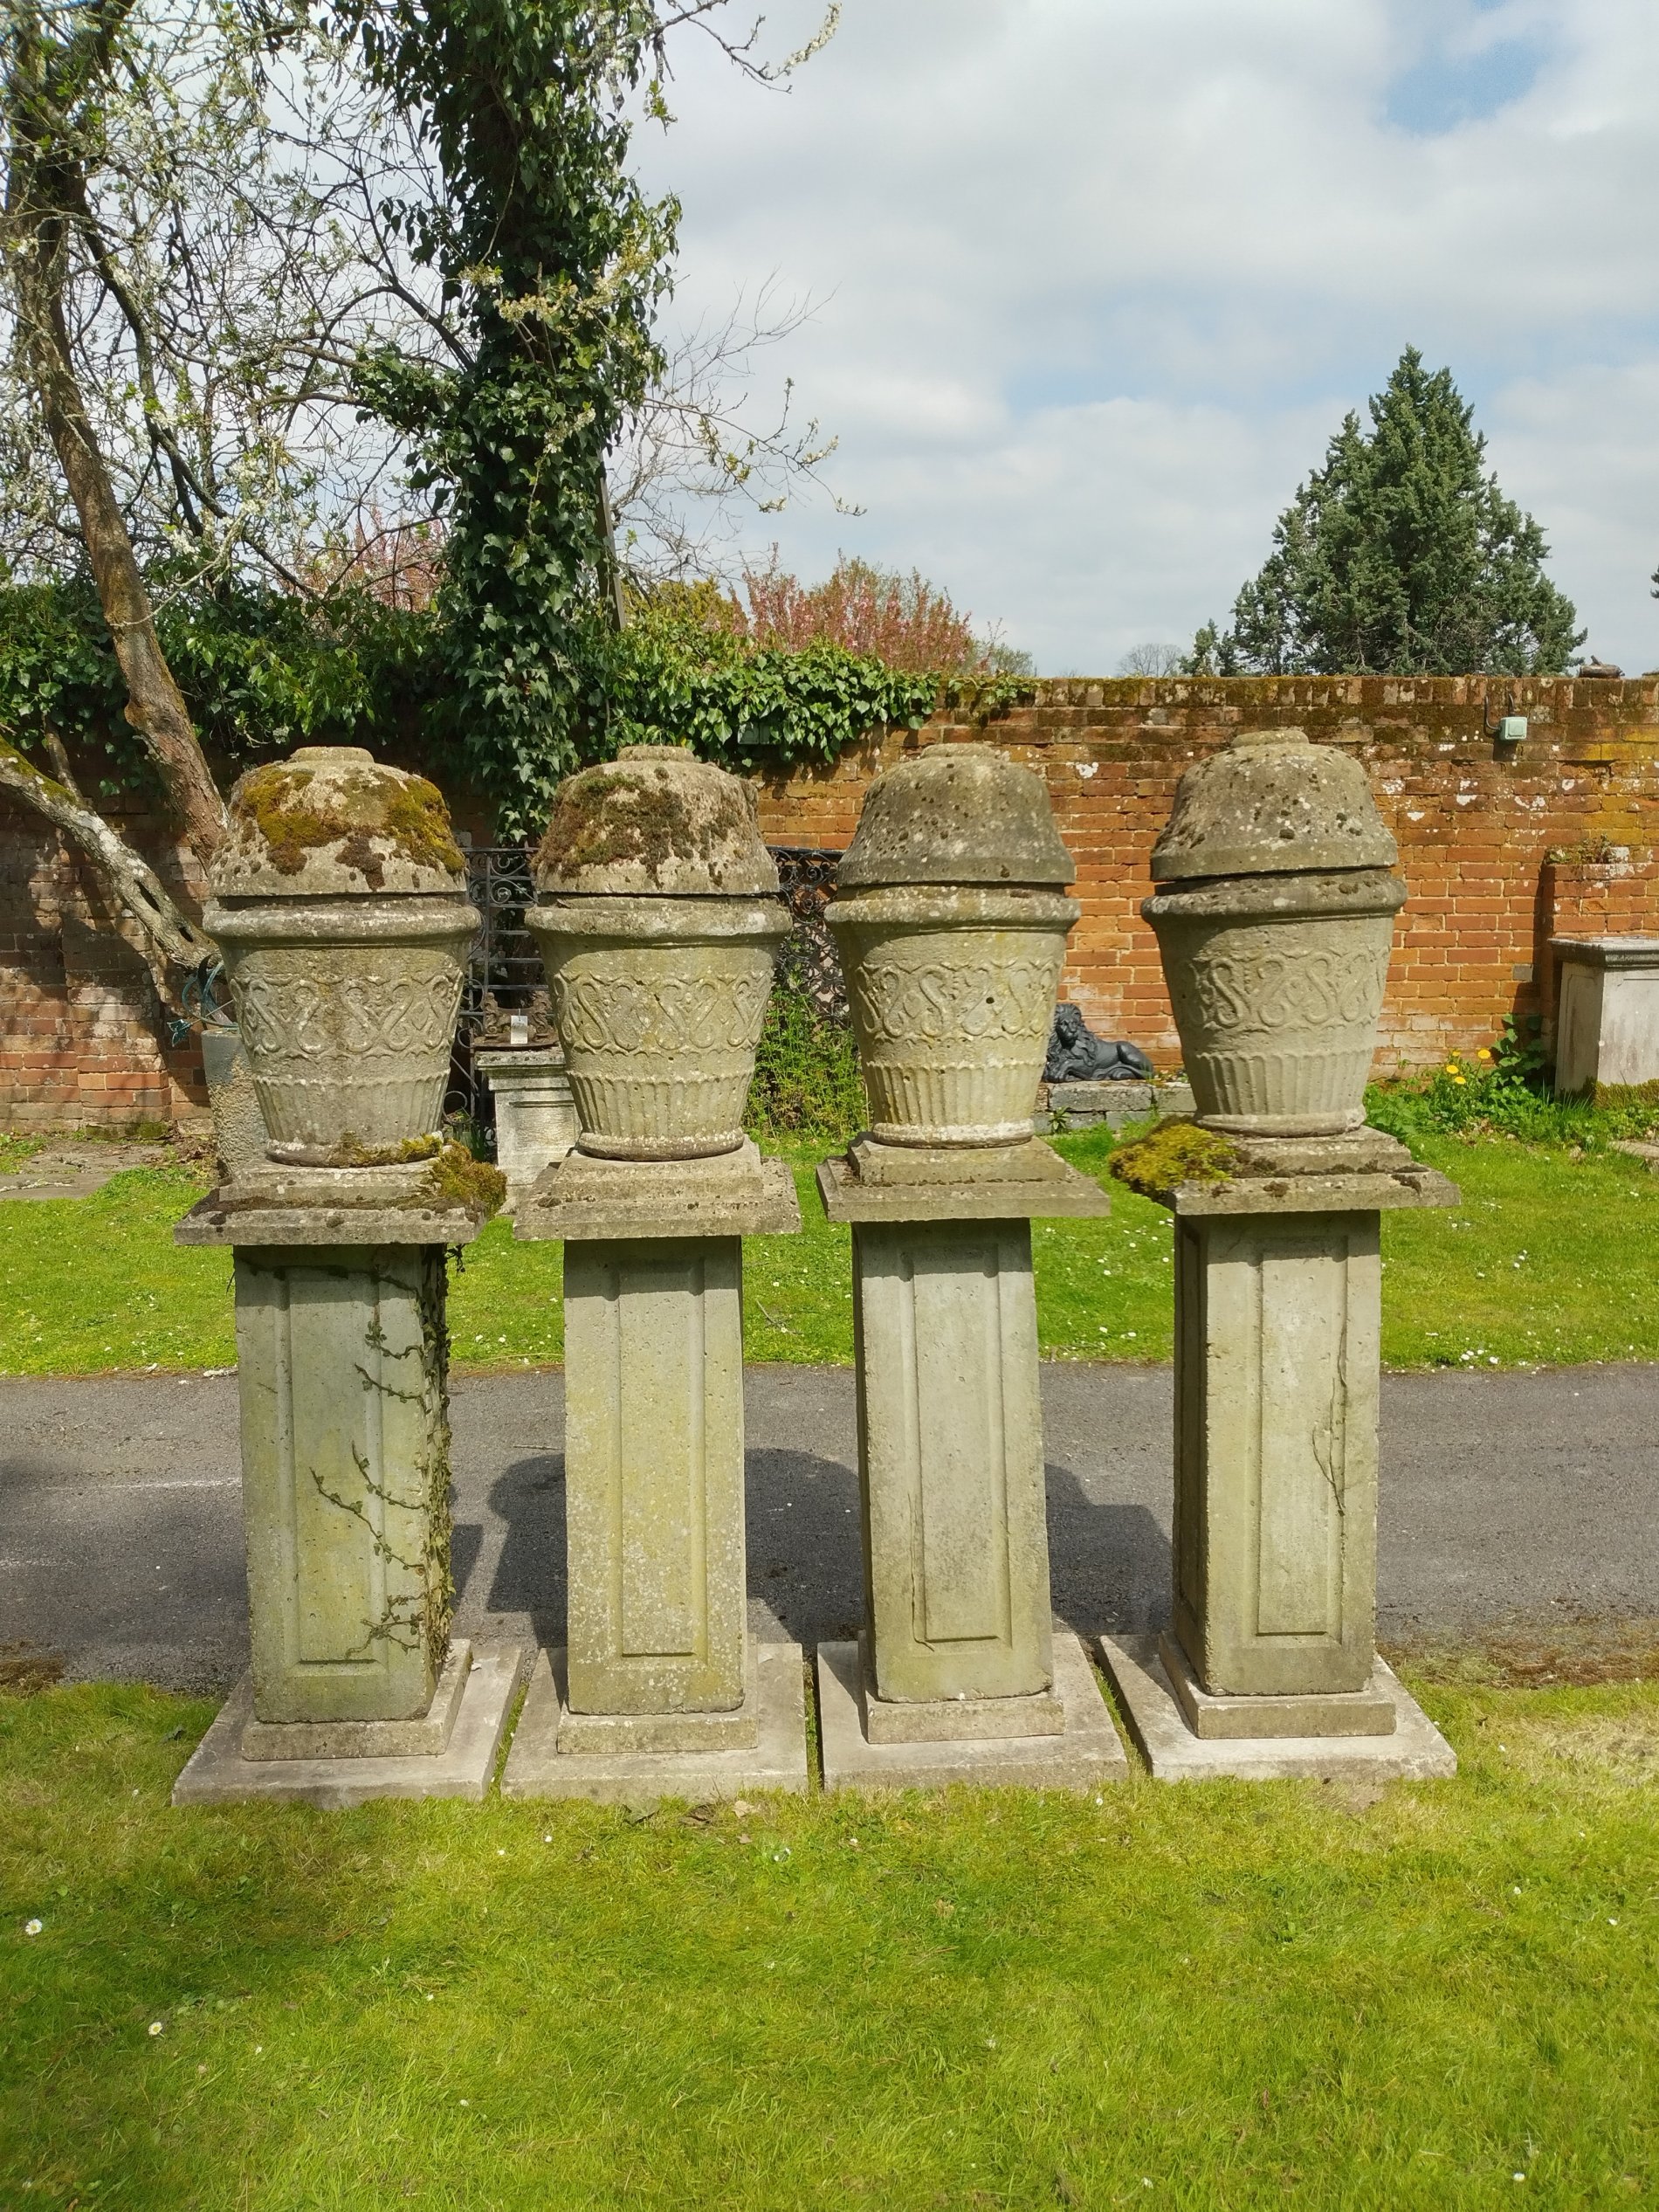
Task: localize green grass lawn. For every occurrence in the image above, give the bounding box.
[2,1673,1656,2209]
[3,1129,1659,1376]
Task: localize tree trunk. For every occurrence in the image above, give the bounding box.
[3,24,227,868]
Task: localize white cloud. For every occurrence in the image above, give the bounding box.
[634,0,1659,670]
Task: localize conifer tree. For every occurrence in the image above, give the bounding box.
[1187,348,1582,677]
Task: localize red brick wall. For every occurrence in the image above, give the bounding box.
[0,804,207,1132]
[756,673,1659,1072]
[7,673,1659,1127]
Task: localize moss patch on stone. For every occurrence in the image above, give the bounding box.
[415,1144,507,1221]
[328,1133,444,1168]
[1108,1120,1236,1199]
[538,761,751,885]
[232,762,463,884]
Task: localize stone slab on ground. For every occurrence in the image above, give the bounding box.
[171,1643,522,1809]
[501,1640,809,1806]
[0,1141,169,1202]
[1099,1632,1456,1782]
[816,1630,1128,1793]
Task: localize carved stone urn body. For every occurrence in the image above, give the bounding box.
[204,748,478,1161]
[1141,729,1405,1137]
[825,747,1079,1145]
[526,748,788,1160]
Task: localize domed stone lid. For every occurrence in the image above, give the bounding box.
[836,744,1074,889]
[533,745,779,896]
[1149,728,1397,882]
[212,748,467,897]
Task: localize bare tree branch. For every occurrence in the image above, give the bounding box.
[0,731,212,972]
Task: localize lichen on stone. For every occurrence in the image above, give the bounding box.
[1108,1120,1236,1198]
[231,761,464,883]
[537,761,752,885]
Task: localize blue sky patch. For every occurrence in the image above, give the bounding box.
[1385,31,1552,134]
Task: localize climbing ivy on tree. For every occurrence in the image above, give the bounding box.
[1188,348,1584,678]
[334,0,683,831]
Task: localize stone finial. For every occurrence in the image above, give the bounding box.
[212,747,466,899]
[1150,728,1397,883]
[533,745,779,897]
[836,744,1075,890]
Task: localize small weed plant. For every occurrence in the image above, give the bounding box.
[1368,1016,1659,1151]
[745,988,865,1144]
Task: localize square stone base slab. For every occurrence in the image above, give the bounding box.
[1099,1635,1456,1783]
[556,1640,761,1755]
[817,1630,1128,1793]
[857,1632,1064,1742]
[175,1192,484,1249]
[517,1140,799,1242]
[501,1642,809,1806]
[240,1639,473,1761]
[172,1645,523,1809]
[1157,1632,1396,1740]
[818,1141,1111,1224]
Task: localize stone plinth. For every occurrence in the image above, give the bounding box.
[513,1142,802,1763]
[1098,1636,1455,1785]
[172,1647,520,1808]
[817,1138,1116,1783]
[1552,936,1659,1092]
[172,1180,512,1802]
[500,1642,809,1806]
[1035,1078,1194,1132]
[474,1047,577,1205]
[1097,1132,1459,1777]
[816,1630,1127,1793]
[561,1231,748,1719]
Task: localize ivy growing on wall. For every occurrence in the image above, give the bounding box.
[0,576,1029,820]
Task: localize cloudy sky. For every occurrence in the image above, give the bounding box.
[631,0,1659,675]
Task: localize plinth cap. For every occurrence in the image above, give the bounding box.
[1150,727,1397,881]
[533,745,779,896]
[212,747,467,897]
[836,744,1074,889]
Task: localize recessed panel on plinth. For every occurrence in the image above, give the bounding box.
[853,1216,1053,1706]
[1173,1209,1380,1699]
[563,1235,747,1717]
[234,1243,451,1726]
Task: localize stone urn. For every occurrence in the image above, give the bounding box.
[526,747,788,1160]
[1142,728,1405,1137]
[204,748,478,1161]
[826,746,1079,1146]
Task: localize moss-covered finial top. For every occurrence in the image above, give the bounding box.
[533,745,779,896]
[1150,728,1397,883]
[836,743,1074,891]
[213,747,466,898]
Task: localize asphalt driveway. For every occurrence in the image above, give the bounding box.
[3,1361,1656,1692]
